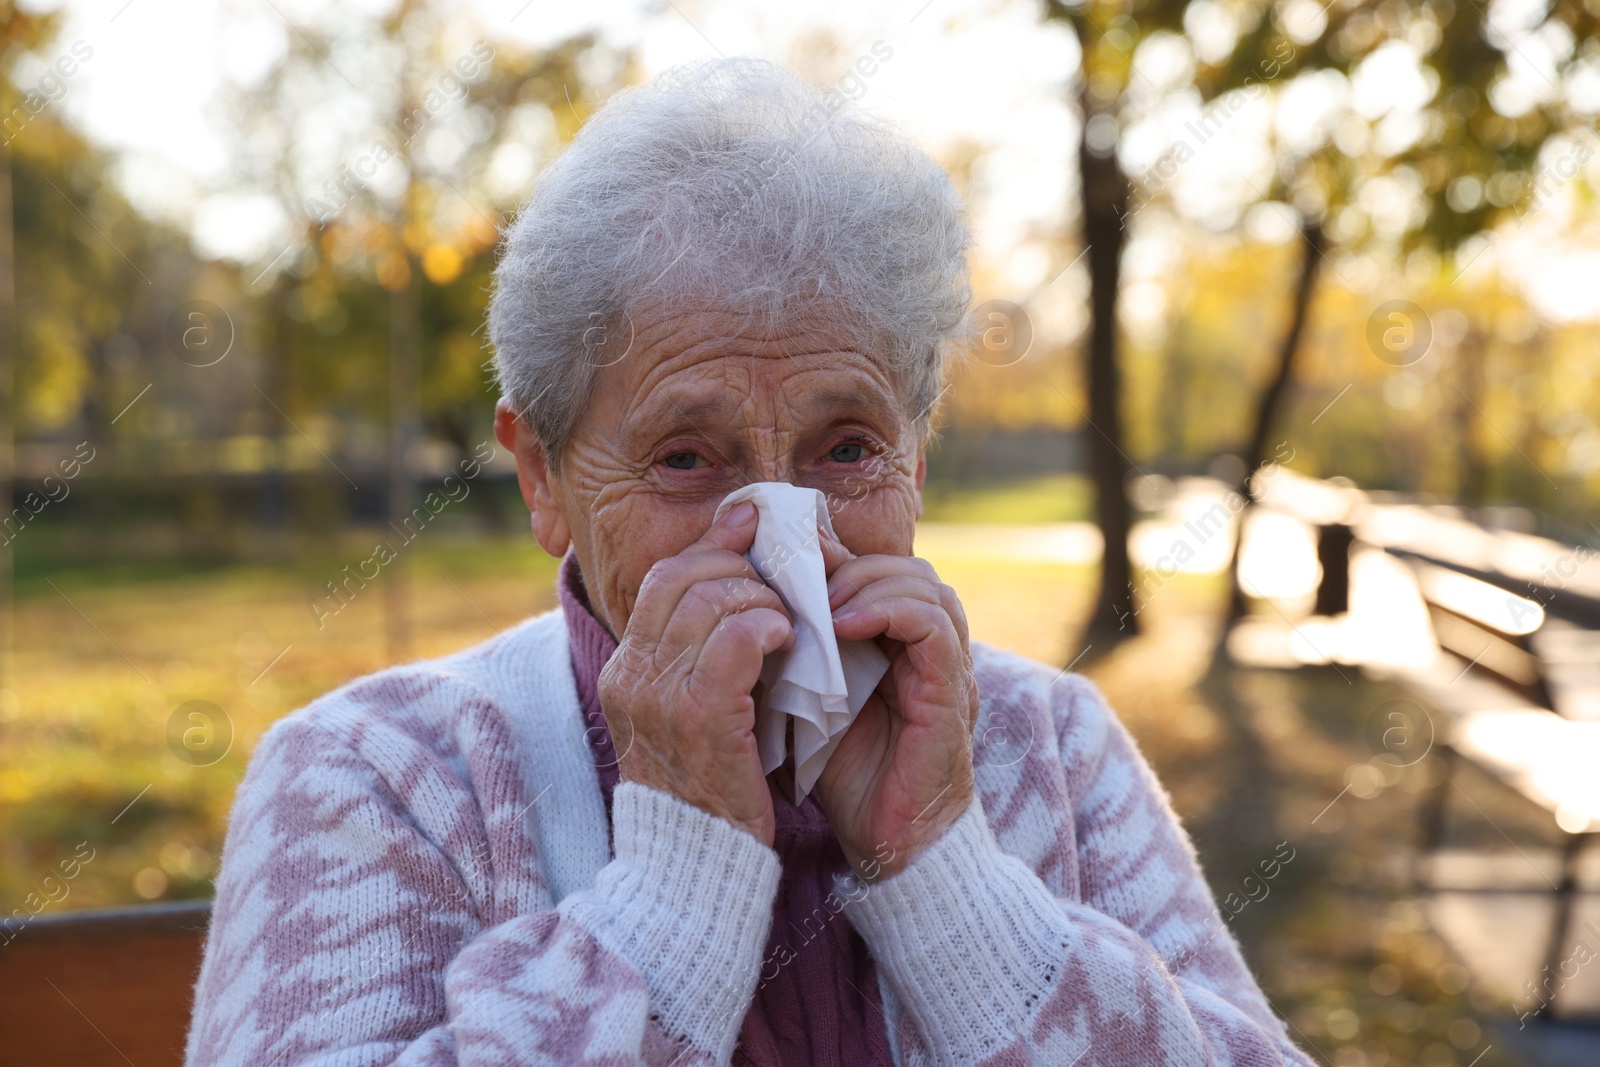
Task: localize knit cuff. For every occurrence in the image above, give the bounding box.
[563,781,780,1062]
[839,799,1070,1064]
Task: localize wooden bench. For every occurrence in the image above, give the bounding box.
[0,898,210,1066]
[1245,473,1600,1023]
[1394,554,1600,1019]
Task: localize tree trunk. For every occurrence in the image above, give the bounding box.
[1455,327,1488,508]
[257,274,292,538]
[1159,327,1192,458]
[1074,85,1137,654]
[0,148,13,692]
[386,263,418,664]
[1222,218,1325,635]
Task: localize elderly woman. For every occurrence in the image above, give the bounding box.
[186,58,1312,1067]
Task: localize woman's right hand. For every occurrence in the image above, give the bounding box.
[599,501,792,846]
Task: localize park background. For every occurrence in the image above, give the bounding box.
[3,0,1600,1064]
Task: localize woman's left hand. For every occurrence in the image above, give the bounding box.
[812,536,979,883]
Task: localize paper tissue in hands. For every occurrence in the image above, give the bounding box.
[711,482,891,803]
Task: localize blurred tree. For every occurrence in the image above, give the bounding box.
[1041,0,1312,649]
[0,0,47,694]
[0,3,195,680]
[1041,0,1598,650]
[1212,0,1599,628]
[212,0,616,659]
[1042,0,1186,650]
[1040,0,1330,649]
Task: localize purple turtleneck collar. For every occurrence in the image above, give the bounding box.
[555,551,891,1067]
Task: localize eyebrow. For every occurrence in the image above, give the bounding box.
[645,390,765,484]
[794,386,899,424]
[627,379,901,451]
[661,393,734,426]
[621,390,734,453]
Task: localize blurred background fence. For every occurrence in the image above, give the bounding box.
[3,0,1600,1064]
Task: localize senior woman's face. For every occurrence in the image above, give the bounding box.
[498,302,926,638]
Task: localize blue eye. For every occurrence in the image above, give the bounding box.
[663,452,700,470]
[829,441,865,463]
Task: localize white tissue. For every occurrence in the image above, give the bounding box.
[711,482,891,804]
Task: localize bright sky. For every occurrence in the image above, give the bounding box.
[18,0,1600,322]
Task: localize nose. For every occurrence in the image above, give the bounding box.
[744,462,797,486]
[740,445,797,486]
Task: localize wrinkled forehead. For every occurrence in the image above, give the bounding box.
[608,295,902,396]
[593,294,911,422]
[619,288,883,356]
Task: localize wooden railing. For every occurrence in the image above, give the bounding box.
[0,898,210,1066]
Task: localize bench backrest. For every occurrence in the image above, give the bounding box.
[0,899,210,1067]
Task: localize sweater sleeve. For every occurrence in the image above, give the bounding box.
[840,673,1315,1067]
[184,711,779,1067]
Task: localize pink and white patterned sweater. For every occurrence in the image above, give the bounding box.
[184,607,1315,1066]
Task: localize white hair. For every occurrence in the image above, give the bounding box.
[487,55,973,471]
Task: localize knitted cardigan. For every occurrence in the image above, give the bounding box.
[184,607,1315,1067]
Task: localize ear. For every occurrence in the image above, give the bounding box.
[913,449,927,522]
[494,397,571,558]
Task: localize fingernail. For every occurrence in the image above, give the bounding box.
[832,606,856,622]
[729,502,756,526]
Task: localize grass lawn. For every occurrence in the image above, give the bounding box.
[0,511,1545,1066]
[2,520,1107,912]
[2,532,563,911]
[919,472,1093,524]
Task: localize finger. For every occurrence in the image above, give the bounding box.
[828,572,969,649]
[695,605,794,704]
[629,550,765,646]
[658,576,792,668]
[692,500,759,556]
[818,525,854,577]
[832,594,965,687]
[827,559,969,651]
[827,553,940,610]
[628,506,763,638]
